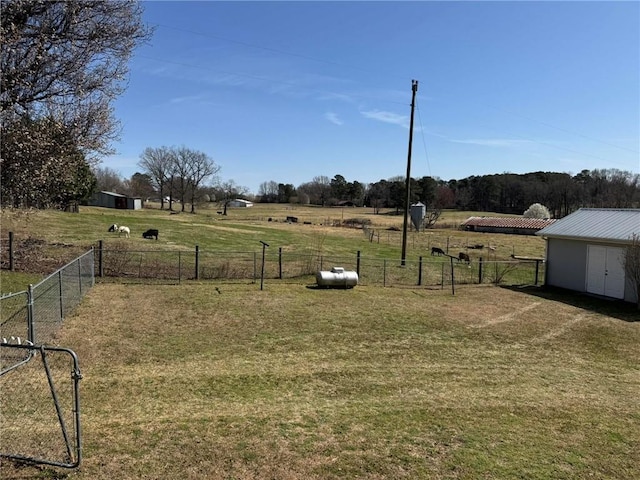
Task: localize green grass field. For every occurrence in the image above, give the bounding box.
[1,206,638,479]
[0,205,545,277]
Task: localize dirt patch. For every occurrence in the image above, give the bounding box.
[1,236,92,274]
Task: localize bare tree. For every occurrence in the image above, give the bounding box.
[128,172,156,200]
[624,233,640,309]
[172,147,192,212]
[215,180,249,215]
[138,146,175,210]
[139,146,220,213]
[258,181,279,203]
[1,0,153,160]
[93,166,125,194]
[185,149,220,213]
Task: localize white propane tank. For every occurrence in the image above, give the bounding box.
[316,266,358,288]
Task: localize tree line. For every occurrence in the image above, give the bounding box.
[254,169,639,218]
[95,166,638,220]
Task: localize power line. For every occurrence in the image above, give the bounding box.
[416,99,432,178]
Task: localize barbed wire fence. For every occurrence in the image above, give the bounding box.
[1,249,93,470]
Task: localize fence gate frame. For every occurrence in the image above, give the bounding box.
[1,249,93,470]
[0,343,83,469]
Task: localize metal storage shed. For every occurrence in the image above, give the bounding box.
[89,191,142,210]
[536,208,640,303]
[228,199,253,208]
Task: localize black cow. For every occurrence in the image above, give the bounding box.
[142,229,159,240]
[458,252,471,263]
[431,247,445,256]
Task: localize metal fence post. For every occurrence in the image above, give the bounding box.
[418,256,423,286]
[535,259,540,285]
[450,256,455,295]
[9,231,14,271]
[90,247,95,287]
[279,247,283,279]
[478,257,483,284]
[195,245,200,280]
[58,270,64,321]
[98,240,104,278]
[77,258,82,294]
[27,284,35,344]
[356,250,361,277]
[178,251,181,284]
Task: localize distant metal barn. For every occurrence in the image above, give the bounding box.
[89,191,142,210]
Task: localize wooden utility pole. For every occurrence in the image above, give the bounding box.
[401,79,419,266]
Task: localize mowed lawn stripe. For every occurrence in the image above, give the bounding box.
[23,281,636,480]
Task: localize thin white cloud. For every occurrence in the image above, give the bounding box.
[325,112,344,126]
[318,92,357,104]
[448,138,532,148]
[169,94,209,104]
[361,109,409,128]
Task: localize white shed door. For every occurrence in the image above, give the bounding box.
[586,245,625,299]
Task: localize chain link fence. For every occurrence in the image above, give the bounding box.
[0,344,82,469]
[1,249,92,470]
[29,249,94,345]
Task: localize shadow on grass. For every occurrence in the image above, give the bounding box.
[501,284,639,323]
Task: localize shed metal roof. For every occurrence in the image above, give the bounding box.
[536,208,640,244]
[462,217,557,230]
[98,190,127,198]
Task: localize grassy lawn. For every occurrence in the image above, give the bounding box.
[1,205,637,478]
[0,205,546,268]
[2,281,638,479]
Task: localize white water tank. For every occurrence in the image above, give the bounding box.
[316,267,358,288]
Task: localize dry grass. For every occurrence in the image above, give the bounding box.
[2,281,638,479]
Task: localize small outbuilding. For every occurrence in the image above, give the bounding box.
[89,191,142,210]
[536,208,640,303]
[228,199,253,208]
[462,216,556,235]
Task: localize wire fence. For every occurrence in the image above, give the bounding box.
[95,243,545,288]
[1,250,92,470]
[0,344,82,469]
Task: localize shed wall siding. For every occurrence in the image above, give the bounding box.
[545,239,587,291]
[546,238,637,303]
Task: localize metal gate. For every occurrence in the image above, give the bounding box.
[0,343,82,468]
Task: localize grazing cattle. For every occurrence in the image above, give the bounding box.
[108,223,118,232]
[118,226,130,238]
[142,229,159,240]
[431,247,445,256]
[458,252,471,263]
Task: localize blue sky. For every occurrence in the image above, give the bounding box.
[103,0,640,195]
